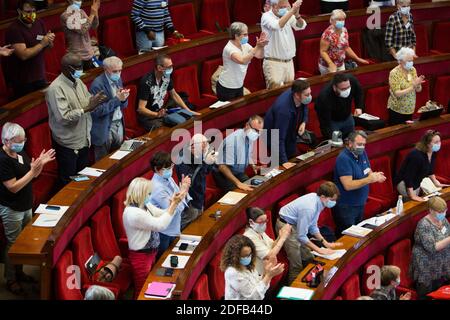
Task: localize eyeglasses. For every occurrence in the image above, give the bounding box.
[248,123,262,134]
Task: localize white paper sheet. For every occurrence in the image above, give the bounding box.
[357,213,396,228]
[32,213,64,227]
[161,254,190,269]
[35,204,69,215]
[359,113,380,120]
[172,235,202,254]
[277,286,314,300]
[78,167,106,177]
[209,100,230,109]
[312,249,347,260]
[109,150,131,160]
[217,191,247,205]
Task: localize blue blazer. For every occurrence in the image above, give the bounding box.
[89,73,128,146]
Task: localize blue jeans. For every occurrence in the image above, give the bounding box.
[0,205,32,281]
[330,115,355,139]
[332,203,365,238]
[157,233,176,260]
[136,31,165,52]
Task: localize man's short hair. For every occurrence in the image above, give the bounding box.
[317,181,340,198]
[247,115,264,125]
[380,265,401,287]
[332,73,350,86]
[291,80,310,94]
[348,130,368,143]
[150,151,172,172]
[18,0,36,9]
[155,54,170,67]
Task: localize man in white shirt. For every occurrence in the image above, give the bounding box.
[261,0,307,89]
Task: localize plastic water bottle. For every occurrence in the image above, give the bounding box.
[396,195,404,215]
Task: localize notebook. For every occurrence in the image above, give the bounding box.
[342,225,372,238]
[217,191,247,205]
[144,282,176,299]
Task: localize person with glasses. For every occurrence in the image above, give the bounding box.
[5,0,55,98]
[213,115,264,192]
[137,54,200,131]
[263,79,311,170]
[45,53,107,187]
[0,122,55,295]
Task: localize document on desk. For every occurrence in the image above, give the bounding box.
[209,100,230,109]
[35,204,69,215]
[218,191,247,205]
[357,213,396,228]
[342,225,372,238]
[78,167,106,177]
[312,249,347,260]
[110,150,131,160]
[277,286,314,300]
[172,235,202,254]
[33,205,68,227]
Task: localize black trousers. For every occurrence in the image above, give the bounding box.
[320,1,349,14]
[12,80,47,100]
[53,140,90,188]
[213,170,248,192]
[216,81,244,102]
[388,109,413,126]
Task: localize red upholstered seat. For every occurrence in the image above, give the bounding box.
[205,173,223,208]
[414,24,430,57]
[293,0,320,15]
[191,274,212,300]
[364,85,390,122]
[168,3,213,44]
[340,274,361,300]
[44,31,66,81]
[306,102,323,141]
[415,80,430,114]
[200,0,231,33]
[395,147,414,172]
[173,65,217,109]
[111,186,129,257]
[433,75,450,108]
[26,122,58,175]
[361,254,385,295]
[305,180,336,231]
[432,22,450,53]
[386,239,414,289]
[348,0,365,10]
[103,16,135,58]
[369,155,396,210]
[244,59,266,93]
[334,295,343,300]
[295,38,321,78]
[364,197,384,219]
[91,206,123,261]
[232,0,262,25]
[32,172,58,209]
[122,84,146,138]
[434,139,450,183]
[54,250,84,300]
[207,250,225,300]
[264,209,276,240]
[201,58,222,95]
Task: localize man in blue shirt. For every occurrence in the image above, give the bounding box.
[276,181,343,284]
[213,115,264,192]
[264,80,311,169]
[149,151,195,257]
[333,130,386,236]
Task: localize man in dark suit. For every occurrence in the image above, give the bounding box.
[90,56,129,161]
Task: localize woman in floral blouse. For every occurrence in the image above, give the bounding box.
[387,47,426,125]
[318,9,369,75]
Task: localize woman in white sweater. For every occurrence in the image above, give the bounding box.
[122,177,188,297]
[220,234,284,300]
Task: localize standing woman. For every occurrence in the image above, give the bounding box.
[216,22,268,102]
[387,47,426,125]
[0,122,55,295]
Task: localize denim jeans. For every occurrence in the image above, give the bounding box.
[136,31,165,52]
[0,205,32,281]
[157,233,176,260]
[330,115,355,140]
[332,203,365,237]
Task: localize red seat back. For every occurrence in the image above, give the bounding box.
[91,206,121,261]
[232,0,262,25]
[386,239,414,288]
[103,16,135,58]
[306,102,323,140]
[348,32,362,58]
[305,180,336,231]
[71,226,95,286]
[340,274,361,300]
[297,38,321,76]
[191,274,212,300]
[264,209,276,240]
[207,250,225,300]
[364,85,390,122]
[361,254,385,295]
[26,122,58,175]
[433,75,450,108]
[348,0,365,10]
[170,3,199,36]
[122,84,145,137]
[290,0,320,15]
[54,250,84,300]
[200,0,231,33]
[432,22,450,53]
[112,187,128,240]
[44,31,66,79]
[244,58,265,93]
[435,139,450,181]
[369,155,395,205]
[415,80,430,113]
[173,65,201,101]
[395,147,413,172]
[201,58,222,95]
[414,24,429,57]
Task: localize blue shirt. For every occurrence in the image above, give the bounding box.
[279,193,323,244]
[334,148,371,206]
[149,173,192,237]
[217,129,253,175]
[131,0,174,33]
[264,89,308,164]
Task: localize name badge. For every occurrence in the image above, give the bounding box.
[161,1,167,7]
[363,168,371,175]
[80,18,87,24]
[36,35,44,41]
[17,154,24,165]
[442,226,447,235]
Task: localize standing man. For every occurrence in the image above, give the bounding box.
[333,130,386,236]
[264,79,311,169]
[261,0,307,89]
[315,73,364,140]
[90,56,129,161]
[5,0,55,98]
[46,53,107,186]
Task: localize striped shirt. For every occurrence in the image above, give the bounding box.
[131,0,174,33]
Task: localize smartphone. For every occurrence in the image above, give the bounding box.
[45,205,60,210]
[170,255,179,268]
[70,175,90,182]
[179,243,188,251]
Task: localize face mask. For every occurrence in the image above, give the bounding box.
[399,6,410,15]
[10,142,25,153]
[339,87,351,98]
[404,61,414,71]
[393,278,401,287]
[432,143,441,152]
[144,195,151,206]
[301,95,312,105]
[20,11,36,24]
[325,199,337,208]
[161,168,172,180]
[109,72,121,82]
[164,68,173,77]
[240,36,249,45]
[352,145,365,156]
[251,221,267,234]
[71,1,82,10]
[335,21,345,29]
[278,8,288,17]
[70,66,83,79]
[240,255,252,266]
[247,129,260,142]
[436,212,447,221]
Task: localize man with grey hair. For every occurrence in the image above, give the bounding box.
[385,0,416,60]
[261,0,307,89]
[46,53,107,186]
[84,285,115,300]
[90,56,130,161]
[333,130,386,236]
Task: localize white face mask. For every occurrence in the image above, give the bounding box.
[251,221,267,234]
[339,87,351,98]
[247,129,260,142]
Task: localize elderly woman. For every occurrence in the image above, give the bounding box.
[0,122,55,295]
[387,47,425,125]
[221,234,284,300]
[122,177,188,297]
[385,0,416,60]
[395,130,448,202]
[61,0,100,70]
[410,197,450,299]
[84,285,115,300]
[319,10,369,75]
[216,22,268,102]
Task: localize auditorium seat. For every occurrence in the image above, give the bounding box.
[340,273,361,300]
[264,209,276,240]
[361,254,384,295]
[305,180,336,231]
[200,0,231,33]
[364,197,384,219]
[232,0,262,25]
[122,84,147,138]
[386,239,414,289]
[395,147,413,172]
[291,0,320,15]
[244,59,266,93]
[32,173,58,209]
[172,64,217,109]
[111,186,129,257]
[276,193,299,216]
[54,250,84,300]
[295,38,321,78]
[414,24,431,57]
[364,85,390,122]
[348,32,376,63]
[207,249,225,300]
[201,58,222,95]
[191,274,211,300]
[306,103,323,141]
[348,0,365,10]
[433,75,450,108]
[369,155,397,210]
[432,21,450,53]
[103,16,136,58]
[44,31,66,80]
[434,139,450,183]
[415,80,430,113]
[168,3,213,44]
[205,173,223,208]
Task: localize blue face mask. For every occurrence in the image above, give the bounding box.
[278,8,288,17]
[301,95,312,105]
[240,36,249,45]
[335,21,345,29]
[325,199,337,208]
[71,67,83,79]
[353,146,365,156]
[436,212,447,221]
[399,6,410,15]
[164,68,173,77]
[161,168,172,180]
[71,1,82,10]
[404,61,414,70]
[10,142,25,153]
[432,143,441,153]
[109,72,121,82]
[240,255,252,266]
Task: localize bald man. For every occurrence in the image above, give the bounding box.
[46,53,107,186]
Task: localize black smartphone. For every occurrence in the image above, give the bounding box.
[45,205,60,210]
[170,255,178,268]
[179,243,188,251]
[164,268,174,276]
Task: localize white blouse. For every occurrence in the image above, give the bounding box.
[224,267,270,300]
